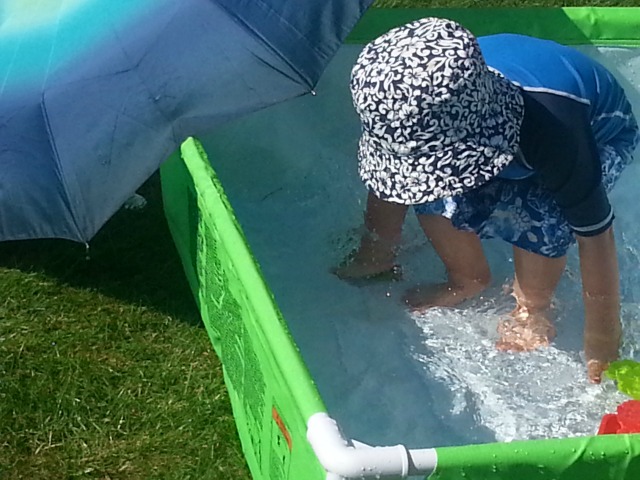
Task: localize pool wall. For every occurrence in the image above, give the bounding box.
[161,8,640,480]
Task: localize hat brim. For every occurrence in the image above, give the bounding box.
[358,70,524,205]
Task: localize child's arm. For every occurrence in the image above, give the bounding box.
[334,192,408,279]
[576,226,622,384]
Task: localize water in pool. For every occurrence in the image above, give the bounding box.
[199,44,640,449]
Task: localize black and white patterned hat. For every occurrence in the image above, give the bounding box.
[350,17,524,204]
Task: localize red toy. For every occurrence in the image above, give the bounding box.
[598,400,640,434]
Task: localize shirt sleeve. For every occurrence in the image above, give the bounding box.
[519,90,613,237]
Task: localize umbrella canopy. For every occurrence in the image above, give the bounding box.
[0,0,372,242]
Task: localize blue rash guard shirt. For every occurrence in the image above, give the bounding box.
[478,33,638,237]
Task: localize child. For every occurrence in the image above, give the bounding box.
[336,18,639,384]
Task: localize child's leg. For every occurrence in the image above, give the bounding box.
[404,214,491,310]
[334,191,408,279]
[512,246,567,313]
[496,246,567,351]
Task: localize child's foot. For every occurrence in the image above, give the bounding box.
[495,306,556,352]
[403,279,489,311]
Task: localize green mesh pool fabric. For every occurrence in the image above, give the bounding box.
[162,139,326,480]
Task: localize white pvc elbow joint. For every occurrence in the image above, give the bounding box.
[307,412,411,479]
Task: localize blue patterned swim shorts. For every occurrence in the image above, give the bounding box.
[414,138,640,258]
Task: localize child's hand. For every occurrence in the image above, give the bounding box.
[333,259,401,281]
[584,325,621,384]
[334,192,407,281]
[586,360,609,384]
[333,232,398,281]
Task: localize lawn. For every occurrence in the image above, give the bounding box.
[0,1,635,480]
[0,176,249,479]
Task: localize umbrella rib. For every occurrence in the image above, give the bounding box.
[212,0,314,90]
[39,97,87,241]
[248,51,306,87]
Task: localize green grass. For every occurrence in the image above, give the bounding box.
[1,1,636,479]
[0,176,250,479]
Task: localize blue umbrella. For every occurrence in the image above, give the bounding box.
[0,0,372,242]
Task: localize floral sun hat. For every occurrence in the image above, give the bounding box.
[350,17,525,205]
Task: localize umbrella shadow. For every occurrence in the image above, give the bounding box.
[0,172,201,326]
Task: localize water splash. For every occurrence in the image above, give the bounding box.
[410,301,628,442]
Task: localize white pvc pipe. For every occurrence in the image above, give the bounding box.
[307,412,438,479]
